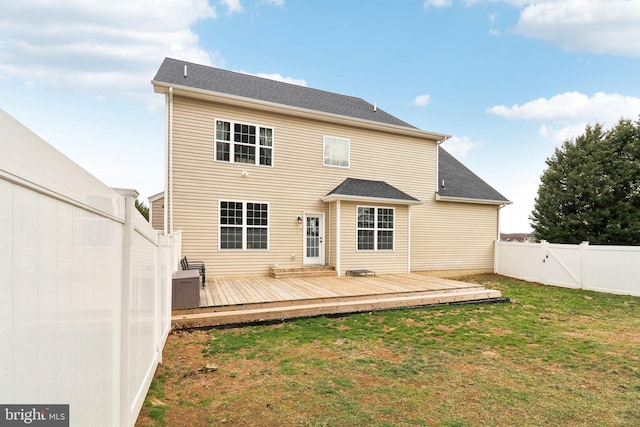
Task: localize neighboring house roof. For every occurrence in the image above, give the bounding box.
[148,191,164,202]
[152,57,435,132]
[322,178,422,205]
[437,147,511,205]
[500,233,534,242]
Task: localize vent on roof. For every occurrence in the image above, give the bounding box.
[184,65,188,78]
[373,103,377,112]
[441,179,445,188]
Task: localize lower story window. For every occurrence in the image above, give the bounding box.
[357,206,394,251]
[220,201,269,250]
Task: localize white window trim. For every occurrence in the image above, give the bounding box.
[323,135,350,168]
[218,200,270,251]
[356,206,395,252]
[214,118,275,167]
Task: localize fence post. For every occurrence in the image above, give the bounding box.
[580,241,589,290]
[157,233,173,359]
[540,240,549,285]
[115,188,139,427]
[494,239,499,274]
[155,234,162,364]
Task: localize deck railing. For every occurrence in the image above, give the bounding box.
[0,108,179,426]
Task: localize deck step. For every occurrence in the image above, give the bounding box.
[172,288,504,327]
[269,266,337,279]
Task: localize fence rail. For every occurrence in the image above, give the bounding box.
[0,109,178,426]
[495,240,640,296]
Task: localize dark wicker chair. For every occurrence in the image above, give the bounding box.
[180,256,206,287]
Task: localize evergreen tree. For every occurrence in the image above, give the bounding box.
[530,118,640,245]
[135,199,149,221]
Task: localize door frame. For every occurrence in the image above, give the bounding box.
[303,212,325,266]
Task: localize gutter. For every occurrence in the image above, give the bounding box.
[435,192,513,206]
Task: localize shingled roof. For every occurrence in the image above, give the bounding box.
[153,58,508,205]
[323,178,421,205]
[153,57,418,129]
[437,147,510,205]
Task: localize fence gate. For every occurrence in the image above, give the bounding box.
[495,240,640,296]
[543,243,583,288]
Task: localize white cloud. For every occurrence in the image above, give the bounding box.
[0,0,291,106]
[254,72,307,86]
[488,12,501,36]
[538,122,590,146]
[488,91,640,122]
[488,91,640,144]
[0,0,219,105]
[263,0,285,6]
[424,0,452,9]
[440,135,482,158]
[427,1,640,56]
[412,94,431,107]
[516,0,640,56]
[219,0,243,14]
[470,0,640,57]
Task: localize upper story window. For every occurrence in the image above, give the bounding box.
[323,136,350,168]
[215,120,273,166]
[357,206,394,251]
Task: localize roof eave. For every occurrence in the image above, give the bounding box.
[148,191,164,202]
[435,193,512,206]
[321,194,423,205]
[151,80,450,142]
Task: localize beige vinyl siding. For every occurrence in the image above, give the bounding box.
[411,201,498,272]
[338,202,409,275]
[150,195,164,231]
[169,94,500,276]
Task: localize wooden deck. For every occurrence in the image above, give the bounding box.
[171,273,505,327]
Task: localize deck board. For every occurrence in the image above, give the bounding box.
[175,273,505,326]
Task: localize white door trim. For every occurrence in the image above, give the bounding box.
[303,212,325,265]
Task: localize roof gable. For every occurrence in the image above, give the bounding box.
[153,58,417,129]
[437,147,510,204]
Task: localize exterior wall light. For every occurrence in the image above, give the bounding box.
[297,216,303,225]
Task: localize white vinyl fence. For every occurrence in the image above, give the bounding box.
[0,109,179,426]
[495,240,640,296]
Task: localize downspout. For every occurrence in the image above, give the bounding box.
[336,200,341,276]
[497,203,506,240]
[327,202,332,267]
[163,89,170,235]
[407,206,411,273]
[495,203,506,273]
[168,87,174,234]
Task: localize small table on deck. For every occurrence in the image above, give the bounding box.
[345,269,376,277]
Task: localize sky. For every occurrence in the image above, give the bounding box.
[1,0,639,233]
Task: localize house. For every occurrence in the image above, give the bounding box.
[500,232,536,243]
[151,58,510,276]
[148,191,164,231]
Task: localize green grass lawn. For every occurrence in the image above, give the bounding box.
[137,275,639,427]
